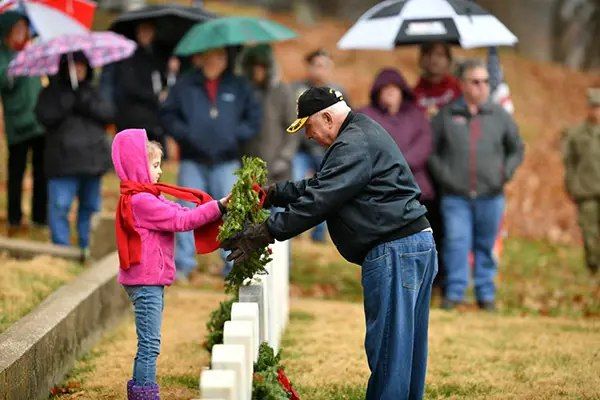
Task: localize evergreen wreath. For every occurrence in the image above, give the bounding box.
[253,342,300,400]
[218,156,272,292]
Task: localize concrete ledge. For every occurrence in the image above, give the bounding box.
[0,237,80,261]
[0,252,128,400]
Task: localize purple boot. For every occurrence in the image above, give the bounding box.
[127,381,160,400]
[127,380,134,398]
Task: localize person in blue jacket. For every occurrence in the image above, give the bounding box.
[161,46,261,280]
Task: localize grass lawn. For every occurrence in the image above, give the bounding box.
[285,298,600,400]
[49,282,599,400]
[0,254,80,334]
[289,235,599,318]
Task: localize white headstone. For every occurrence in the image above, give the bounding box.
[239,282,269,344]
[230,302,260,362]
[223,320,254,400]
[263,261,279,352]
[200,369,236,400]
[211,344,247,400]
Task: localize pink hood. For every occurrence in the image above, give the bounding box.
[112,128,152,184]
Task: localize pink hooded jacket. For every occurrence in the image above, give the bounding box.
[111,129,222,286]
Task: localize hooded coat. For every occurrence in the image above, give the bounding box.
[358,69,434,201]
[35,52,113,178]
[111,129,222,286]
[240,44,298,181]
[0,11,44,146]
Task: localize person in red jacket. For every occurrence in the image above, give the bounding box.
[413,42,462,119]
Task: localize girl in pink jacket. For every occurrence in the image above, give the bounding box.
[111,129,229,400]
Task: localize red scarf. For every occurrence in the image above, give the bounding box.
[116,181,222,269]
[205,78,220,104]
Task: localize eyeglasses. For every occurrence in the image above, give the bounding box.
[467,78,490,86]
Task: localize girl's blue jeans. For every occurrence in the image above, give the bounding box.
[123,285,164,385]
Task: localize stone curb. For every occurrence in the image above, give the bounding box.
[0,252,128,400]
[0,236,81,261]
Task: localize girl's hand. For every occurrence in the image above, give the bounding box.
[220,193,232,207]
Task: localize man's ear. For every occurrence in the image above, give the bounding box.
[323,111,334,126]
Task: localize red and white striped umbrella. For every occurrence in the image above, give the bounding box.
[0,0,96,40]
[8,31,136,77]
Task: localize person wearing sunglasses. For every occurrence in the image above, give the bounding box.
[428,59,524,312]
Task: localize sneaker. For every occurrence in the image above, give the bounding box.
[441,298,460,310]
[477,300,497,312]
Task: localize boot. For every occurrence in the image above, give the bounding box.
[127,380,134,398]
[128,382,160,400]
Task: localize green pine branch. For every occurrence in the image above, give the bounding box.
[218,156,272,293]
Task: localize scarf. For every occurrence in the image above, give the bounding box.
[116,181,221,269]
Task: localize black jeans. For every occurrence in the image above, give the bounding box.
[422,198,445,289]
[7,136,47,226]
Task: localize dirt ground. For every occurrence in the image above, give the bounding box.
[53,285,599,400]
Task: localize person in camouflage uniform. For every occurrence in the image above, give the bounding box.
[563,88,600,274]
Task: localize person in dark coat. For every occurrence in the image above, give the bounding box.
[160,47,261,279]
[35,51,113,257]
[112,22,166,150]
[429,59,524,311]
[358,68,445,290]
[0,11,47,233]
[222,87,436,400]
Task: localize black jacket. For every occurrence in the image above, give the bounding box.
[36,76,113,178]
[267,112,429,265]
[429,98,524,198]
[114,46,165,139]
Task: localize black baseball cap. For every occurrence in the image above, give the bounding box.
[286,87,345,133]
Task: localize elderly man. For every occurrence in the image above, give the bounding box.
[161,47,261,280]
[222,87,437,400]
[563,88,600,274]
[291,48,351,243]
[429,60,524,311]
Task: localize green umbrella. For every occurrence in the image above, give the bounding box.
[174,16,297,56]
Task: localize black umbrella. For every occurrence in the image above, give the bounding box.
[110,4,216,50]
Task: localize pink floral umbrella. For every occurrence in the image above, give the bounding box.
[8,31,136,78]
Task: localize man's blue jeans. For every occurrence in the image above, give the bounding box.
[175,159,239,277]
[47,175,101,248]
[123,285,164,385]
[292,151,326,242]
[441,195,505,303]
[362,231,437,400]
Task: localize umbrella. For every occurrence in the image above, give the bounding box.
[0,0,96,40]
[174,16,297,57]
[337,0,518,50]
[110,4,215,50]
[8,31,136,84]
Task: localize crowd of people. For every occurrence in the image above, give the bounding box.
[1,11,597,307]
